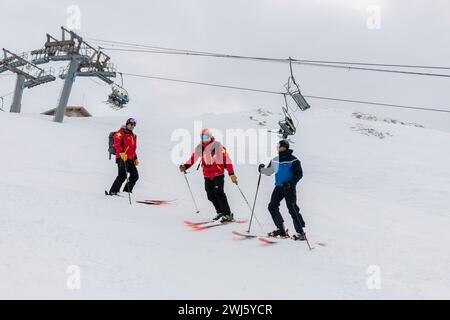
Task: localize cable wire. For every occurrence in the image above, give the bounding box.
[121,72,450,113]
[87,37,450,71]
[98,46,450,78]
[303,95,450,113]
[121,72,284,95]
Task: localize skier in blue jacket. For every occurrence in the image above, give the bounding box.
[259,140,307,240]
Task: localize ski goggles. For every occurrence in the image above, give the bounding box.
[201,134,211,139]
[127,118,137,127]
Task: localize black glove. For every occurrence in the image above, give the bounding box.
[258,164,265,173]
[283,182,293,190]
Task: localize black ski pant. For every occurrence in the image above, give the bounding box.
[109,159,139,194]
[205,175,232,215]
[268,186,305,234]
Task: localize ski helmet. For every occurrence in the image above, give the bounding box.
[200,128,212,140]
[126,118,137,127]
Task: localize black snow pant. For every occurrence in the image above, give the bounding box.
[268,186,305,234]
[109,159,139,194]
[204,175,232,215]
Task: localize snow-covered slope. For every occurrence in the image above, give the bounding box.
[1,104,449,299]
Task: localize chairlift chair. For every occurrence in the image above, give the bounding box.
[107,83,129,109]
[278,116,296,138]
[286,58,311,111]
[290,87,311,111]
[278,105,297,139]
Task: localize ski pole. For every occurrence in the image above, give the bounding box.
[291,206,313,250]
[122,146,132,205]
[183,172,200,213]
[124,160,132,205]
[236,184,262,229]
[298,227,313,250]
[247,173,262,233]
[305,236,313,251]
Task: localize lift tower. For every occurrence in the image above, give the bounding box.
[30,27,117,122]
[0,49,56,113]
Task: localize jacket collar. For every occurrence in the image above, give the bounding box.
[121,126,134,135]
[202,136,215,148]
[279,149,293,159]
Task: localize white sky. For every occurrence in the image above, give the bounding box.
[1,0,449,130]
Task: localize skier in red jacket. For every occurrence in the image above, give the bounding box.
[179,129,238,222]
[107,118,139,195]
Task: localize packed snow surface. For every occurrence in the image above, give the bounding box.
[1,104,449,299]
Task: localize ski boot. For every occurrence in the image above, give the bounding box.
[221,214,235,223]
[292,231,307,241]
[268,228,289,238]
[213,213,224,221]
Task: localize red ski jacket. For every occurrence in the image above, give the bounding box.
[184,137,234,180]
[113,127,138,160]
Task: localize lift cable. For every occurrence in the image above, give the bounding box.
[120,72,450,114]
[87,37,450,71]
[97,46,450,78]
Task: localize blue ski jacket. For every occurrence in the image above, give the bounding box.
[260,149,303,187]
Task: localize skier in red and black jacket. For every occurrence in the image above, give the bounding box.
[108,118,139,195]
[179,129,238,222]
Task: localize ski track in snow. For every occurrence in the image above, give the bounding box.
[0,107,449,299]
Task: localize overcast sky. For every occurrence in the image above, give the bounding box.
[1,0,449,130]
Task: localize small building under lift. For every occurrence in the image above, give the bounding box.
[41,106,92,118]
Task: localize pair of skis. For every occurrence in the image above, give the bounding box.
[184,219,248,231]
[184,219,314,249]
[136,199,176,206]
[233,230,315,249]
[105,191,175,205]
[232,231,289,244]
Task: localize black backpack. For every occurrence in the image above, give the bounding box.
[108,132,116,159]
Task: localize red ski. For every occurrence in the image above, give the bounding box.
[191,220,248,231]
[184,220,215,226]
[258,235,315,250]
[136,199,176,205]
[232,231,259,239]
[258,236,282,244]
